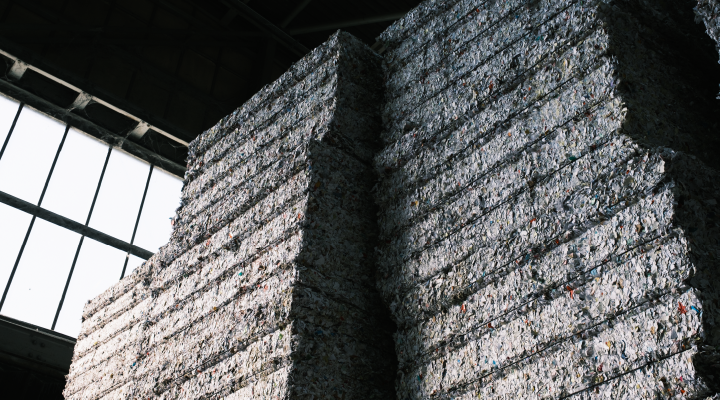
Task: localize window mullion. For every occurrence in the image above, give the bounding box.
[0,121,69,313]
[85,146,113,226]
[51,236,84,330]
[0,102,23,163]
[38,125,69,206]
[0,216,35,312]
[121,164,153,280]
[52,145,113,329]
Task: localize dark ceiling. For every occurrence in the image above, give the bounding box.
[0,0,420,171]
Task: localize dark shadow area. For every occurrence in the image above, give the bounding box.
[603,0,720,168]
[0,358,66,400]
[287,33,398,399]
[603,0,720,393]
[289,139,398,398]
[0,315,75,400]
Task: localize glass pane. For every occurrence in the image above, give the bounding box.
[0,94,20,151]
[42,128,109,224]
[1,219,80,328]
[0,107,66,204]
[0,203,33,297]
[54,238,125,337]
[133,168,182,252]
[125,254,146,277]
[89,149,150,242]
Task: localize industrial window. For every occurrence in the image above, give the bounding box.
[0,94,182,337]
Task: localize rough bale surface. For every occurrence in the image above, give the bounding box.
[64,31,396,400]
[374,0,720,398]
[65,1,720,399]
[695,0,720,97]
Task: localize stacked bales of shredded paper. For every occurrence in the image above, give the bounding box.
[63,31,396,400]
[695,0,720,97]
[374,0,720,398]
[696,0,720,61]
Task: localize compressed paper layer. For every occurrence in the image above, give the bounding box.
[64,31,395,400]
[695,0,720,97]
[374,0,720,398]
[65,0,720,398]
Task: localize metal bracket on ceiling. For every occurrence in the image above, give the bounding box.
[127,120,150,140]
[7,59,28,80]
[0,69,186,177]
[67,91,93,111]
[0,48,190,147]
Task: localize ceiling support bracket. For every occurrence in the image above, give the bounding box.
[127,121,150,140]
[67,91,93,111]
[7,59,28,80]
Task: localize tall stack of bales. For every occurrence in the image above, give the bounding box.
[373,0,720,398]
[63,31,396,400]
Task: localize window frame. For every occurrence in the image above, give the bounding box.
[0,99,176,335]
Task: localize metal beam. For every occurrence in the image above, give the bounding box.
[219,8,239,26]
[4,0,223,142]
[280,0,313,28]
[221,0,309,57]
[2,125,69,313]
[0,37,195,146]
[52,235,83,331]
[127,121,150,140]
[0,190,154,259]
[53,145,111,330]
[289,12,408,35]
[0,102,22,162]
[10,0,234,115]
[0,77,186,178]
[0,217,35,312]
[148,0,258,61]
[0,315,75,373]
[0,23,257,36]
[2,29,265,47]
[145,0,275,104]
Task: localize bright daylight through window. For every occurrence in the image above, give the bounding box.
[0,93,182,338]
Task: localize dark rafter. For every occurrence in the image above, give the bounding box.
[10,1,236,113]
[0,25,266,46]
[0,35,197,144]
[289,12,409,35]
[145,0,276,108]
[7,0,234,137]
[0,77,186,177]
[280,0,314,28]
[222,0,310,57]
